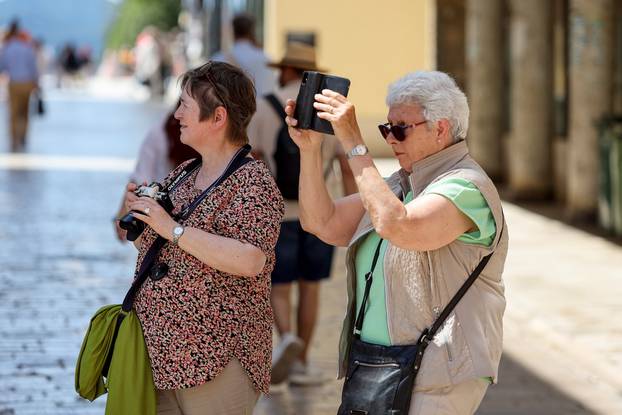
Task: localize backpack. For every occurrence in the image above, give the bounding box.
[265,93,300,200]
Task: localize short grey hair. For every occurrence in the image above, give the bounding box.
[386,71,469,141]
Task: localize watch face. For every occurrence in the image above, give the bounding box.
[347,144,368,159]
[174,226,184,236]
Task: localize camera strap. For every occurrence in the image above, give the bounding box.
[176,144,252,220]
[162,158,202,194]
[102,145,254,377]
[121,144,253,312]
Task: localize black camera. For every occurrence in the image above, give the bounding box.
[294,71,351,135]
[119,182,174,241]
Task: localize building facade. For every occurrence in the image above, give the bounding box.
[188,0,622,224]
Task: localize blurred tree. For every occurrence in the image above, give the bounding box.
[105,0,181,49]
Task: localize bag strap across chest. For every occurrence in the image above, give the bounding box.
[122,144,252,312]
[354,221,505,355]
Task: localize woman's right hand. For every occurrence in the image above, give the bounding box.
[114,183,141,243]
[113,211,127,242]
[284,99,324,151]
[123,182,140,213]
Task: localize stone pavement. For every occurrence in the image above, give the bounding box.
[0,87,166,415]
[1,87,621,414]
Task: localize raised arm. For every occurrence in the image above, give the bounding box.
[312,90,474,251]
[337,153,358,196]
[285,99,365,247]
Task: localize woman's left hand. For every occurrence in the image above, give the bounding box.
[313,89,363,146]
[128,197,177,241]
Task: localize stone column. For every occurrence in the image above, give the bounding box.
[466,0,504,179]
[508,0,554,199]
[436,0,466,90]
[567,0,614,219]
[614,1,622,115]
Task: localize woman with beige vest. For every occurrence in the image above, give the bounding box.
[284,70,508,414]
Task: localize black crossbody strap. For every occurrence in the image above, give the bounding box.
[101,158,205,377]
[353,238,384,338]
[176,145,252,220]
[121,144,253,312]
[426,254,492,339]
[410,251,493,375]
[417,222,506,350]
[264,93,287,124]
[163,157,202,194]
[102,151,253,377]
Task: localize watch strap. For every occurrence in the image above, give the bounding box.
[172,226,184,245]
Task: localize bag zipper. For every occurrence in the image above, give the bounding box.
[354,360,400,368]
[430,251,454,364]
[446,343,454,362]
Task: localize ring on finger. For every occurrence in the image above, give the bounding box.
[144,207,151,215]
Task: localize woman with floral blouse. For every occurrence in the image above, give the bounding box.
[123,61,284,415]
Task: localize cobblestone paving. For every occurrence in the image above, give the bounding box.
[0,92,164,415]
[0,169,132,415]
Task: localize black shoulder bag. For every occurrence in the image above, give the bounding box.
[338,238,496,415]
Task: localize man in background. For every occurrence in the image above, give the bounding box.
[248,42,356,387]
[0,20,39,152]
[212,13,275,97]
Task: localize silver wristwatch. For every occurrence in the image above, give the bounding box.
[346,144,369,159]
[172,225,185,245]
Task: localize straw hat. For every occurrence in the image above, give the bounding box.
[268,42,327,72]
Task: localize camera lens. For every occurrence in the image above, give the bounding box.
[119,212,145,241]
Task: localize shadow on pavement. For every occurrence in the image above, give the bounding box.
[255,353,593,415]
[478,354,592,415]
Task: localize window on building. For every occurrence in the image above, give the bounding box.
[286,32,316,47]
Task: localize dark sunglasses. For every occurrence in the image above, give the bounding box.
[378,120,427,141]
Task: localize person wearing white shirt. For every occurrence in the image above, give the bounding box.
[211,13,275,97]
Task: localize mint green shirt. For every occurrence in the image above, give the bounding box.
[354,178,497,347]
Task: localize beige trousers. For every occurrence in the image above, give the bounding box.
[156,358,259,415]
[8,82,35,150]
[409,379,489,415]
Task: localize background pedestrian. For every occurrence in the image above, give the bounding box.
[248,42,356,387]
[0,19,39,151]
[212,13,275,97]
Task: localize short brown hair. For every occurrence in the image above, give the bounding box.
[180,61,256,145]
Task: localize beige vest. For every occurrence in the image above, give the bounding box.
[338,141,508,390]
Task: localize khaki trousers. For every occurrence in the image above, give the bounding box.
[8,81,35,150]
[156,358,259,415]
[409,379,489,415]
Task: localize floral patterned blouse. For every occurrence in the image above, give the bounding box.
[133,158,284,394]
